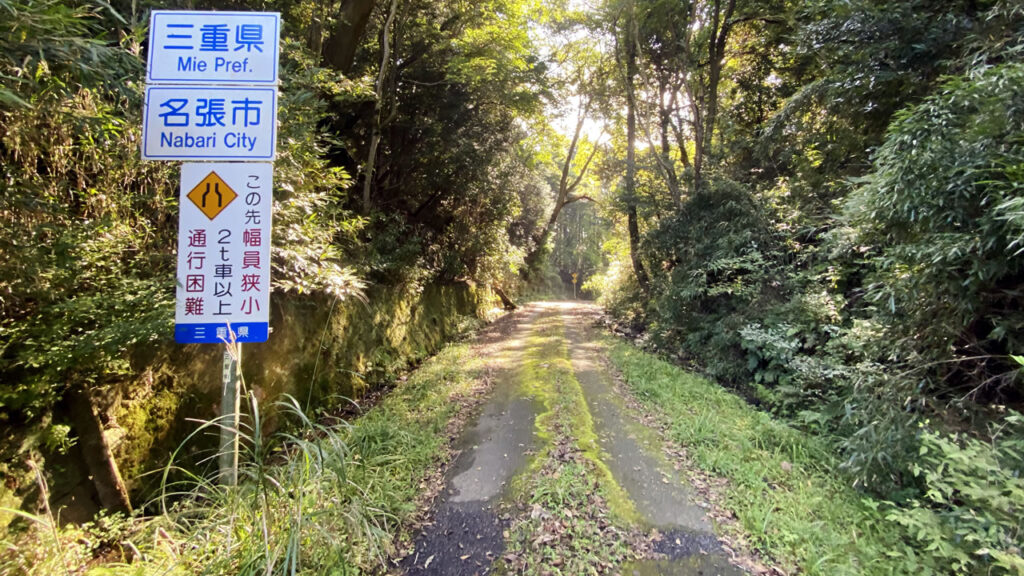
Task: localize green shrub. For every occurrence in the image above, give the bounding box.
[886,413,1024,575]
[844,61,1024,404]
[643,177,780,383]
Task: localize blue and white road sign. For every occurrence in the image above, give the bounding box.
[147,11,280,85]
[175,163,273,344]
[142,85,277,161]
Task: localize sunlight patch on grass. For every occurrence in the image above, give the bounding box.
[605,338,908,576]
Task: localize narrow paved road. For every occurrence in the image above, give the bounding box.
[400,302,745,576]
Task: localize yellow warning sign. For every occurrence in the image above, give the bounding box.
[187,171,237,220]
[572,273,579,284]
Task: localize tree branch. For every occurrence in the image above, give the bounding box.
[564,194,598,206]
[565,134,603,194]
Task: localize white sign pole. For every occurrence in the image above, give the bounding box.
[220,345,242,485]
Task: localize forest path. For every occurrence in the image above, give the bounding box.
[399,302,744,575]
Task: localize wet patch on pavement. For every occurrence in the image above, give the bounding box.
[402,502,506,576]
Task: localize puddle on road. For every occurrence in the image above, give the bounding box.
[622,556,748,576]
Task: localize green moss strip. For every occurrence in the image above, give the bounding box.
[515,314,639,521]
[499,313,640,575]
[605,338,908,576]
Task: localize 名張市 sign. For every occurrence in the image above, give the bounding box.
[142,85,277,160]
[175,163,273,344]
[147,11,281,85]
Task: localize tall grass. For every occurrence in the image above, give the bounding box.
[136,393,392,575]
[1,343,480,575]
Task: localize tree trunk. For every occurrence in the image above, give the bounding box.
[67,387,131,514]
[624,0,650,290]
[361,0,400,213]
[702,0,736,173]
[492,286,518,310]
[691,91,705,194]
[658,83,681,208]
[323,0,377,73]
[523,99,599,277]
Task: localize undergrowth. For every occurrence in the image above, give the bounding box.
[1,343,481,575]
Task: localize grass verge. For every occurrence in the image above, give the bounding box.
[605,338,910,576]
[1,342,484,576]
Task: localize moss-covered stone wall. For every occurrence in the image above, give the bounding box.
[41,281,493,516]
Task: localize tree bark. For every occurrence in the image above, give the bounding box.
[654,80,681,207]
[624,0,650,291]
[703,0,736,164]
[323,0,377,73]
[67,387,131,514]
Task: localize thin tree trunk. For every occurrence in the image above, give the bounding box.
[67,387,131,514]
[624,0,649,290]
[690,86,705,194]
[523,98,600,276]
[361,0,400,213]
[703,0,736,170]
[657,81,681,207]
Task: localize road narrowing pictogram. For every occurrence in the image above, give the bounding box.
[187,171,237,220]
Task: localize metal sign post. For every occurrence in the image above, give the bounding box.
[145,10,280,486]
[220,344,242,485]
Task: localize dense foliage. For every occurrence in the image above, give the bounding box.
[584,0,1024,572]
[0,0,552,542]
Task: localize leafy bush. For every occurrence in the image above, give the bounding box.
[643,176,779,383]
[844,61,1024,405]
[0,0,176,418]
[886,413,1024,575]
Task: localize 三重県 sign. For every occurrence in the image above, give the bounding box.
[147,11,280,85]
